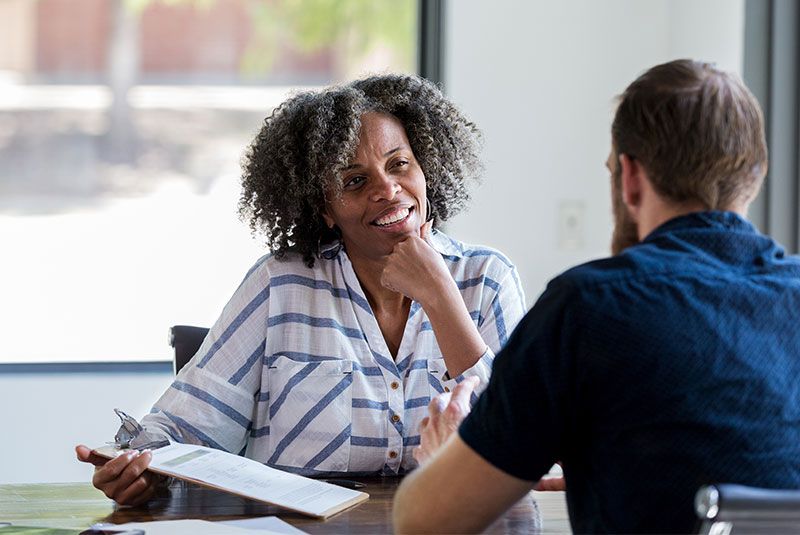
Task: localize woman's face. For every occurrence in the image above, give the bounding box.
[323,112,427,262]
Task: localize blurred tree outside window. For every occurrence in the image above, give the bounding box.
[0,0,418,363]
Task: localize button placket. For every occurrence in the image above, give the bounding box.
[339,253,405,471]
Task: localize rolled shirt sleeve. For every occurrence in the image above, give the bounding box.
[440,265,527,397]
[458,281,574,482]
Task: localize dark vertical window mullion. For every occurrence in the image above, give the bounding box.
[795,4,800,251]
[418,0,445,87]
[743,0,772,232]
[767,0,800,252]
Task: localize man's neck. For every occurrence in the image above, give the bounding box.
[637,194,747,241]
[636,201,704,240]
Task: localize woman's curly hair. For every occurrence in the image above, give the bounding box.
[239,74,483,267]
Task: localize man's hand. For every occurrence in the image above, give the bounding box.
[395,375,536,533]
[380,221,452,304]
[76,444,162,506]
[535,475,566,491]
[414,376,480,465]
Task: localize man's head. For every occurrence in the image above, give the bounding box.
[609,59,768,254]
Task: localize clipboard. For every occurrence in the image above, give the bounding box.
[92,410,368,519]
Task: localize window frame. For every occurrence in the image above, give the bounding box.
[744,0,800,252]
[0,0,443,373]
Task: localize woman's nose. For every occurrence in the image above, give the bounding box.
[369,173,401,202]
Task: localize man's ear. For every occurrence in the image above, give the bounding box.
[619,153,643,222]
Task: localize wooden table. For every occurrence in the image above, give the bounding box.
[0,478,571,533]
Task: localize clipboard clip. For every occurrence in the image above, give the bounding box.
[113,408,170,451]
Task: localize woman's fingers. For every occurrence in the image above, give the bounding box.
[109,451,152,494]
[79,445,158,506]
[419,220,434,241]
[114,472,158,506]
[92,450,139,486]
[75,444,108,467]
[93,450,153,504]
[381,232,450,303]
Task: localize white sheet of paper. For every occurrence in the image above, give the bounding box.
[146,443,366,518]
[218,516,308,535]
[94,519,274,535]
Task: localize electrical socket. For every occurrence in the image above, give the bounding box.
[557,200,585,250]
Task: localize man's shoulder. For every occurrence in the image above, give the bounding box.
[548,251,643,293]
[547,237,704,294]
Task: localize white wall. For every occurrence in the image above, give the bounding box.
[0,0,745,484]
[445,0,744,300]
[0,371,173,483]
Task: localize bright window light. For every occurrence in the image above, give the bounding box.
[0,0,417,363]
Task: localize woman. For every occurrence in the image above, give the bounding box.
[76,74,525,505]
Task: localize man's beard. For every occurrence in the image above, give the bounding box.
[611,167,639,255]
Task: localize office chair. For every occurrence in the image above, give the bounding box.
[695,483,800,535]
[168,325,210,374]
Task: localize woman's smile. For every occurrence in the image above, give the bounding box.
[371,205,416,230]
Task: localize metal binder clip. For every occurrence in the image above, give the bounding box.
[113,408,170,451]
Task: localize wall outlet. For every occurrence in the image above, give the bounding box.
[557,200,585,250]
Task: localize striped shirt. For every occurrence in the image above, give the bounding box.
[141,230,526,476]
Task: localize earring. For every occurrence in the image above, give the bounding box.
[318,224,343,260]
[425,199,433,222]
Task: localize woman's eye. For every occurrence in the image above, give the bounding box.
[394,160,409,169]
[344,176,366,189]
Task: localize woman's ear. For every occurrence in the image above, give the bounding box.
[321,210,335,230]
[619,153,643,222]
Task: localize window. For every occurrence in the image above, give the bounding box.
[0,0,419,363]
[743,0,800,253]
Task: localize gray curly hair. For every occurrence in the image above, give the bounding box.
[239,74,483,267]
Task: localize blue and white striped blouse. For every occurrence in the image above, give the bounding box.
[141,230,526,476]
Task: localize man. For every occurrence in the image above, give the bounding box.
[393,59,800,534]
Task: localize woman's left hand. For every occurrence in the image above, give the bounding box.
[381,221,453,304]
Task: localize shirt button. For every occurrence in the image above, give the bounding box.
[444,387,450,393]
[390,381,399,390]
[389,450,398,459]
[391,414,401,423]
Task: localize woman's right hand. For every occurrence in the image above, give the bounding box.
[380,221,452,306]
[75,444,160,506]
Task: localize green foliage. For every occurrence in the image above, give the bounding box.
[287,0,416,56]
[242,0,417,80]
[122,0,417,80]
[124,0,215,15]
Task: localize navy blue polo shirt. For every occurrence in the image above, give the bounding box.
[460,211,800,533]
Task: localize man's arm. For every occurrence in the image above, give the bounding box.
[393,433,534,534]
[394,291,572,533]
[393,378,535,533]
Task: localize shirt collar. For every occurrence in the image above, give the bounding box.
[428,228,464,258]
[644,210,757,243]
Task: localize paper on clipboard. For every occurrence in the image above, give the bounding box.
[92,443,368,519]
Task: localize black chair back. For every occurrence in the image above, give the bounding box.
[168,325,210,374]
[696,484,800,535]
